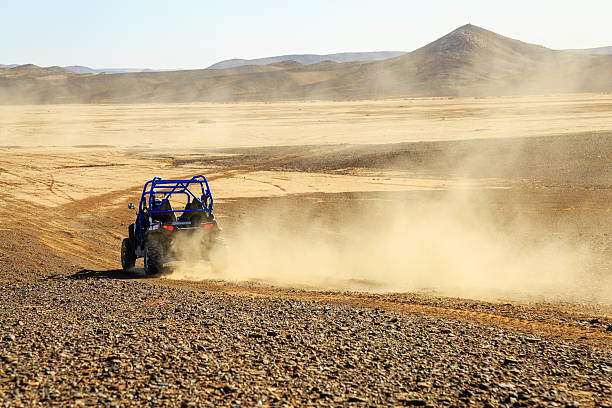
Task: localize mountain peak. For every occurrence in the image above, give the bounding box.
[454,23,476,31]
[436,24,501,51]
[410,23,551,59]
[450,23,495,35]
[455,23,482,32]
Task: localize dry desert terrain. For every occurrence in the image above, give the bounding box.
[0,94,611,406]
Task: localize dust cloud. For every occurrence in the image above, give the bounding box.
[164,190,611,304]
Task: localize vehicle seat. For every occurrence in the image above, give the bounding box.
[151,199,176,224]
[179,200,203,224]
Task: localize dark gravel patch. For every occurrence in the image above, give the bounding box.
[0,278,610,407]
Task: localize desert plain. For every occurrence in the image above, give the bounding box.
[0,93,611,406]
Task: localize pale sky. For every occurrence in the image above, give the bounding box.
[2,0,611,69]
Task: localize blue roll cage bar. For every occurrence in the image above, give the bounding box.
[134,175,213,246]
[139,175,213,215]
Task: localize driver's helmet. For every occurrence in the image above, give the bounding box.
[152,195,163,208]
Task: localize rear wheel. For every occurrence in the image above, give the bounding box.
[144,240,163,275]
[121,238,135,270]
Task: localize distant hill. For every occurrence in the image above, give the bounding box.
[299,24,612,98]
[564,46,612,56]
[206,52,406,69]
[64,66,184,74]
[0,64,78,80]
[0,64,182,74]
[1,24,611,104]
[64,66,153,74]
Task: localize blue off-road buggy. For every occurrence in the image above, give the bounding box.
[121,175,226,275]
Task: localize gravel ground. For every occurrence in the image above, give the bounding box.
[1,277,610,407]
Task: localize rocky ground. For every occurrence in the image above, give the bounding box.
[1,275,610,407]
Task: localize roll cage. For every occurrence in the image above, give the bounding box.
[134,175,214,246]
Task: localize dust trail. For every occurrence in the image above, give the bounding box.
[163,190,611,304]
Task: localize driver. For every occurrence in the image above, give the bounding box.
[151,194,176,224]
[152,195,163,209]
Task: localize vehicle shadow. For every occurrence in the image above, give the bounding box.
[64,268,151,280]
